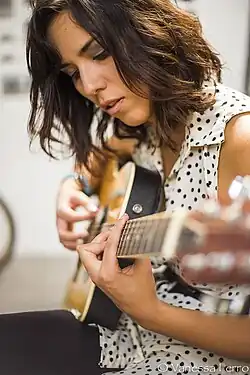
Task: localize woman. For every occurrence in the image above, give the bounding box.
[2,0,250,374]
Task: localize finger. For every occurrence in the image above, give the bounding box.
[91,230,111,244]
[61,241,78,250]
[77,241,107,256]
[70,191,98,212]
[59,228,89,242]
[57,217,68,232]
[57,217,89,240]
[103,214,129,267]
[77,246,102,282]
[57,206,97,223]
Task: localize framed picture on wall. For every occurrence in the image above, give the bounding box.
[2,77,20,95]
[0,0,12,18]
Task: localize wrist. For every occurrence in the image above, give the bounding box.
[138,299,167,331]
[61,173,93,196]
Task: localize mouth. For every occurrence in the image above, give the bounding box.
[101,98,124,116]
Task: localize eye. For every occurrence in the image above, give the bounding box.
[93,49,110,61]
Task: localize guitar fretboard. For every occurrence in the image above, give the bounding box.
[117,216,169,257]
[116,213,202,258]
[85,211,203,260]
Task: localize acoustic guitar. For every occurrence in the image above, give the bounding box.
[63,159,250,329]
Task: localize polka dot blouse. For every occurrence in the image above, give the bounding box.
[97,81,250,375]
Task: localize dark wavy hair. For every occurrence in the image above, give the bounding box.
[26,0,222,173]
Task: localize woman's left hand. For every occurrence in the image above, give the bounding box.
[77,214,160,326]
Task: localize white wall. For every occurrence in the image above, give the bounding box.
[0,0,249,257]
[1,97,73,257]
[190,0,250,92]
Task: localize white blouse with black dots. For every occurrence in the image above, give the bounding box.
[97,82,250,375]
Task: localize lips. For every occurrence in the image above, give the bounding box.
[102,98,124,116]
[105,99,120,109]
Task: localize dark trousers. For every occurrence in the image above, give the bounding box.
[0,309,118,375]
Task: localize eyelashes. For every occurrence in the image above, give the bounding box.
[69,49,110,83]
[93,49,110,61]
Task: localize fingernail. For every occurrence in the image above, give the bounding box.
[121,213,129,220]
[76,244,86,252]
[86,202,98,212]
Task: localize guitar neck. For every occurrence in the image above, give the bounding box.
[86,206,250,263]
[116,211,202,259]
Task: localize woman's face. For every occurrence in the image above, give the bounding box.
[48,11,151,126]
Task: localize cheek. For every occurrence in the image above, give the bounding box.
[74,80,84,96]
[74,80,93,102]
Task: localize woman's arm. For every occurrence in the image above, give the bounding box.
[142,300,250,361]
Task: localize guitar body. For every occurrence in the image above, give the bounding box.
[63,159,163,330]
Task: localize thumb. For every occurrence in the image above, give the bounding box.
[102,214,129,268]
[77,247,101,282]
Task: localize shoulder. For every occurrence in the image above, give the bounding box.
[223,112,250,175]
[218,111,250,203]
[201,81,250,169]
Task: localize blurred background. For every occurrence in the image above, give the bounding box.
[0,0,249,314]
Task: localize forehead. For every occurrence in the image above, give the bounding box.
[48,11,91,62]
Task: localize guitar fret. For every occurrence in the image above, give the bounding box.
[143,218,167,256]
[147,219,159,254]
[130,220,142,255]
[138,221,151,255]
[138,220,150,255]
[117,225,128,255]
[87,213,188,260]
[117,217,171,257]
[118,221,135,256]
[126,222,134,255]
[118,222,130,256]
[129,220,147,255]
[138,221,147,255]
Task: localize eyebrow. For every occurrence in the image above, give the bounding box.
[60,38,95,70]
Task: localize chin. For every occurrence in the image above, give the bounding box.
[117,111,150,127]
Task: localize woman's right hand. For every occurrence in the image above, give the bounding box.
[56,178,98,250]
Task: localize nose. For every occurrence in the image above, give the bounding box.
[78,63,106,97]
